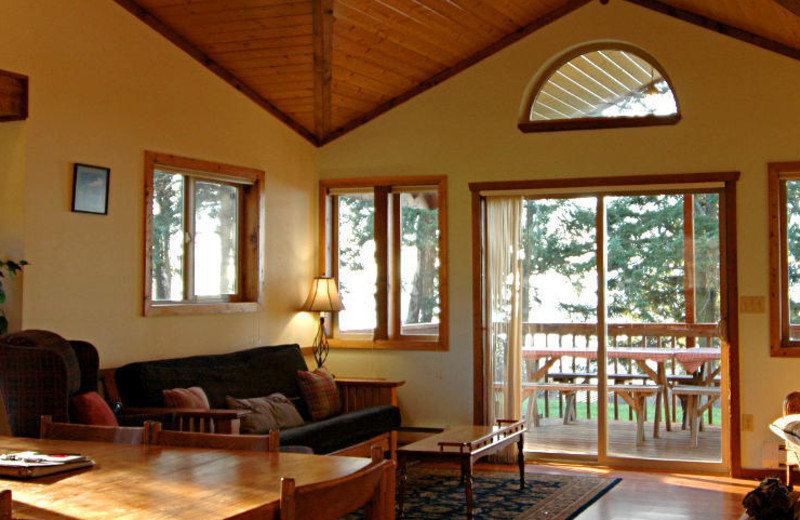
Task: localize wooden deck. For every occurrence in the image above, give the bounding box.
[526,417,722,462]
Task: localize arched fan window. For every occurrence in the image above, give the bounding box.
[519,43,680,132]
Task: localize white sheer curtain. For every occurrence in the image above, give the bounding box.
[486,197,524,427]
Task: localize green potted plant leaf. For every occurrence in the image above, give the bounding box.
[0,259,28,336]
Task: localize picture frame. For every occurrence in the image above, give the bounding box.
[72,163,110,215]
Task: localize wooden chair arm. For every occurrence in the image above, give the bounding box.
[336,379,405,412]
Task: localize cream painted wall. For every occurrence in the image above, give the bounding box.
[0,121,26,332]
[0,0,319,367]
[319,1,800,469]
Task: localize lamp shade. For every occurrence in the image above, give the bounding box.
[302,277,345,312]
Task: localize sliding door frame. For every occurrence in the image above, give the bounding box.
[470,171,741,475]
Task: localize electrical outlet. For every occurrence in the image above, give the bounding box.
[743,414,754,431]
[741,296,766,314]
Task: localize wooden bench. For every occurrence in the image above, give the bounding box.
[671,385,721,447]
[527,383,662,445]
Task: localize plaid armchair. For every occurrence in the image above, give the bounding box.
[0,330,98,437]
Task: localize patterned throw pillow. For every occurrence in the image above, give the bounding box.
[162,386,211,409]
[296,367,340,421]
[225,393,304,434]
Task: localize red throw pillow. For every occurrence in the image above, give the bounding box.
[162,387,211,409]
[70,391,119,426]
[297,367,340,421]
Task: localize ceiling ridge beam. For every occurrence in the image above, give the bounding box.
[623,0,800,62]
[320,0,595,145]
[313,0,334,141]
[110,0,320,146]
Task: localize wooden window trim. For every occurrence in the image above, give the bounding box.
[320,176,448,351]
[768,162,800,356]
[144,151,265,317]
[470,170,742,475]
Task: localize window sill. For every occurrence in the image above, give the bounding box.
[771,345,800,358]
[145,301,261,317]
[328,338,447,351]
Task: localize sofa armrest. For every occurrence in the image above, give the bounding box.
[121,407,249,434]
[336,379,405,413]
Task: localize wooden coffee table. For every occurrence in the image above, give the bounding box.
[397,419,525,519]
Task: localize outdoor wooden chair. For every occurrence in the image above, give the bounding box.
[280,446,394,520]
[148,422,280,451]
[0,489,12,520]
[40,416,148,444]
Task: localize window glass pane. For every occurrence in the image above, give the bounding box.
[194,181,239,297]
[400,191,440,335]
[787,180,800,340]
[529,49,678,121]
[151,171,184,301]
[337,193,376,333]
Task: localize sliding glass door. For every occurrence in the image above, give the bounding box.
[480,180,731,469]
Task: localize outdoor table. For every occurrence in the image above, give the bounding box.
[522,346,721,435]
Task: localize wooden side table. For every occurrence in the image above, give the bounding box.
[396,419,525,520]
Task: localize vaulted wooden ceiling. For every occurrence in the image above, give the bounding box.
[111,0,800,146]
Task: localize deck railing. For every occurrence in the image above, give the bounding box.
[516,321,721,424]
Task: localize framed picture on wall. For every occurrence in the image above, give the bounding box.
[72,163,110,215]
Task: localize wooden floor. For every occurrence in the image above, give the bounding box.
[507,462,753,519]
[526,417,722,462]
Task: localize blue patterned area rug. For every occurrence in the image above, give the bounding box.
[343,467,621,520]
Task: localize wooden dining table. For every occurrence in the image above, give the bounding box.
[522,346,721,434]
[0,436,382,520]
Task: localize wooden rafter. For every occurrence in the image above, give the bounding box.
[313,0,334,141]
[773,0,800,16]
[623,0,800,62]
[109,0,319,146]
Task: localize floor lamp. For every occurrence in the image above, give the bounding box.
[303,277,345,368]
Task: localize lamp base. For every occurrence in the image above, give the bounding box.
[312,316,330,368]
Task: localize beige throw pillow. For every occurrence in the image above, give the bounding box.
[163,386,211,409]
[226,393,304,434]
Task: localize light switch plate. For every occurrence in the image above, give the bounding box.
[740,296,766,314]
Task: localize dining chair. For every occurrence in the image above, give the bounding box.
[279,446,394,520]
[40,415,148,444]
[0,489,12,520]
[148,422,280,451]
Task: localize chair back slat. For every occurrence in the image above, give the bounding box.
[40,416,147,445]
[280,458,394,520]
[0,489,11,520]
[149,422,279,452]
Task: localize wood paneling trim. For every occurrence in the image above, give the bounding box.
[321,0,594,145]
[772,0,800,17]
[471,190,485,424]
[468,171,740,193]
[623,0,800,63]
[518,114,681,133]
[313,0,333,139]
[0,69,28,122]
[110,0,318,145]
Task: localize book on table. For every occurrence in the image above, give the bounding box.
[0,451,95,478]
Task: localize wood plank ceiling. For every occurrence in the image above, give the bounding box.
[111,0,800,146]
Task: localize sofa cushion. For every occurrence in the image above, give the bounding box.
[114,344,309,408]
[163,387,210,409]
[226,393,304,434]
[279,405,401,454]
[297,367,340,421]
[70,391,119,426]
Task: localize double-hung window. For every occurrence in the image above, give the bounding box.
[144,152,264,316]
[320,176,448,350]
